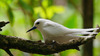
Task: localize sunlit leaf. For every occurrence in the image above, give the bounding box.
[46,7,54,19]
[39,7,46,18]
[60,50,78,56]
[42,0,53,7]
[52,6,64,13]
[34,7,40,14]
[39,7,53,19]
[42,0,48,8]
[6,0,13,4]
[35,6,64,19]
[0,1,7,9]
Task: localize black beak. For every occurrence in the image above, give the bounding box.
[26,26,37,33]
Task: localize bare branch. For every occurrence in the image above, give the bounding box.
[0,21,99,55]
[0,21,9,31]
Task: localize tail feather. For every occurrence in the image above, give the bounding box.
[66,28,99,38]
[72,32,98,35]
[66,34,92,38]
[71,28,99,32]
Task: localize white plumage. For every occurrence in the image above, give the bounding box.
[27,18,98,44]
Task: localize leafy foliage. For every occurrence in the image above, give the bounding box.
[7,5,14,26]
[0,0,100,56]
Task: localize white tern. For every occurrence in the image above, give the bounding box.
[27,18,98,44]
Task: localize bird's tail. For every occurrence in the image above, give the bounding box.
[71,28,99,35]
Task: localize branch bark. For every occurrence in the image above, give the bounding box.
[0,21,99,56]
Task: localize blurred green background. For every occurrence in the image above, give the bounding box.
[0,0,100,56]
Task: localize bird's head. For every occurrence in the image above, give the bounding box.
[26,18,50,32]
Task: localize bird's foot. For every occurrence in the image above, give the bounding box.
[45,40,57,45]
[37,40,42,42]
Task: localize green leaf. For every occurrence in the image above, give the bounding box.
[48,0,53,7]
[0,1,7,9]
[7,5,14,26]
[60,50,78,56]
[0,49,3,56]
[18,0,34,14]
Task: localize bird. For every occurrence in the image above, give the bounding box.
[27,18,98,44]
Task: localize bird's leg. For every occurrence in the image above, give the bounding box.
[45,40,57,45]
[51,40,57,45]
[45,40,58,49]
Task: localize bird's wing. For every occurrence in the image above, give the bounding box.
[43,22,69,35]
[44,22,98,35]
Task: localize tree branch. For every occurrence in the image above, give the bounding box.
[0,21,99,55]
[4,49,13,56]
[0,21,9,31]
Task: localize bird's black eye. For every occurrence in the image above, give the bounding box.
[36,22,40,25]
